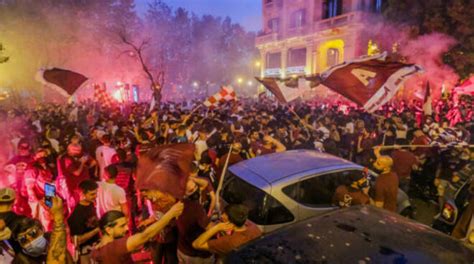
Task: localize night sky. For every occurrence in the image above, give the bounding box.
[135,0,262,32]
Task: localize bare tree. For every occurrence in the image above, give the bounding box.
[116,28,165,110]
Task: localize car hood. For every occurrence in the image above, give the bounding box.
[226,205,474,263]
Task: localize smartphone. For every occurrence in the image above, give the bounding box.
[44,183,56,208]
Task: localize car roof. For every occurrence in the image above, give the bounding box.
[229,149,361,184]
[227,205,474,263]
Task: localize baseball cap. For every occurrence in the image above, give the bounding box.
[0,188,15,203]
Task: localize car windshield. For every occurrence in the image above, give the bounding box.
[222,172,294,225]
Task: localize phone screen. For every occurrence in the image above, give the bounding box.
[44,183,55,208]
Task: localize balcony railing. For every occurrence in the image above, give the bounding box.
[256,12,364,46]
[314,11,363,31]
[256,32,280,46]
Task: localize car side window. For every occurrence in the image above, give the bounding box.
[223,173,294,225]
[284,170,364,207]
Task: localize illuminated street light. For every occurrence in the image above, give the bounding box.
[247,81,253,86]
[255,61,261,67]
[237,78,243,84]
[193,81,199,87]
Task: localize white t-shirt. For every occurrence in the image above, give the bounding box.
[95,145,117,180]
[395,124,408,139]
[194,139,208,161]
[96,181,126,217]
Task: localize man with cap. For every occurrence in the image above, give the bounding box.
[0,188,26,255]
[373,146,399,212]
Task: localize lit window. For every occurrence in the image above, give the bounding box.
[327,48,339,67]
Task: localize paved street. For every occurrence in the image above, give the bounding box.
[411,198,439,226]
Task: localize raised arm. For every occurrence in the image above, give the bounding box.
[47,197,67,264]
[126,202,184,252]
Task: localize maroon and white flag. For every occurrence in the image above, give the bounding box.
[35,68,88,97]
[203,86,237,107]
[255,77,313,103]
[320,53,423,112]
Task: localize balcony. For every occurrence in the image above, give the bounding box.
[256,32,280,46]
[256,12,365,47]
[286,26,310,39]
[314,11,364,31]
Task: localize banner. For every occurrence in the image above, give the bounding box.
[35,68,88,97]
[320,53,423,112]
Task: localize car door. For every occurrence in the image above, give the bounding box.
[291,169,366,221]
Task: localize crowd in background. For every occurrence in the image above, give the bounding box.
[0,94,473,263]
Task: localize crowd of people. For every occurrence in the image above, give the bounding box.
[0,94,472,263]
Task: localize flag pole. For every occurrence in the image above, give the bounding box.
[189,104,202,115]
[373,144,474,150]
[215,144,233,218]
[288,107,316,133]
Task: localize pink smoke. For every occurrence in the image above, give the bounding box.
[400,33,458,99]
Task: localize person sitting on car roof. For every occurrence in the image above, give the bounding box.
[332,172,371,208]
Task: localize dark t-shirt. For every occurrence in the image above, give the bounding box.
[115,162,135,193]
[176,199,211,258]
[91,237,133,264]
[375,172,399,212]
[391,150,418,179]
[67,203,99,250]
[332,185,370,208]
[208,221,262,256]
[59,155,90,192]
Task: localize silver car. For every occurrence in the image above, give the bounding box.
[222,149,411,233]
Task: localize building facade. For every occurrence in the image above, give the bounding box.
[256,0,383,78]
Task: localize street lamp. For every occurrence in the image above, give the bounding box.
[255,61,261,67]
[193,81,199,87]
[237,78,243,84]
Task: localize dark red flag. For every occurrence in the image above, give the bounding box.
[320,53,422,112]
[136,143,195,199]
[36,68,88,97]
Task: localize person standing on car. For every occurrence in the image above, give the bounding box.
[373,146,398,212]
[332,173,371,208]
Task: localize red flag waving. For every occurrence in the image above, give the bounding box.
[35,68,88,97]
[94,83,114,108]
[203,86,237,107]
[136,143,195,199]
[320,53,422,112]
